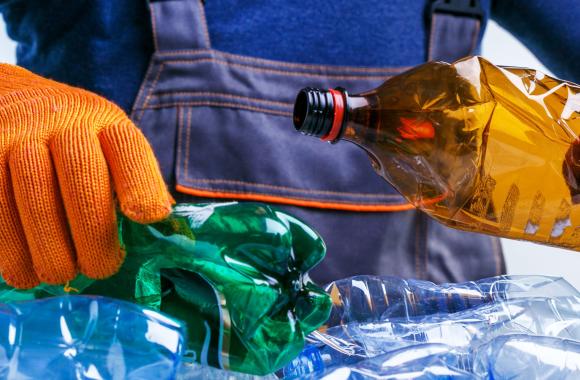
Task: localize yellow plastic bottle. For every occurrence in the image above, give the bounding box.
[293,56,580,250]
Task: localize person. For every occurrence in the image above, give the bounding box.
[0,0,578,289]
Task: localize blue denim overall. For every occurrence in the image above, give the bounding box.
[131,0,504,284]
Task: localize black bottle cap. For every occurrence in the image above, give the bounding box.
[293,88,335,138]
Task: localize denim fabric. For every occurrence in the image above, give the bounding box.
[0,0,153,113]
[1,0,577,113]
[1,0,575,283]
[492,0,580,83]
[126,0,505,284]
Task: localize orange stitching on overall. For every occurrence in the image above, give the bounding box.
[131,59,159,122]
[139,101,293,117]
[176,106,184,180]
[163,58,396,80]
[179,103,408,204]
[196,0,212,47]
[151,91,293,108]
[175,185,417,212]
[184,107,193,179]
[179,177,447,207]
[136,63,167,122]
[181,178,404,199]
[157,49,413,74]
[149,4,159,53]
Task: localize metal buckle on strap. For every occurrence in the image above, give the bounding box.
[431,0,483,20]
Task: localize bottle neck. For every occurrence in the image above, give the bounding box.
[293,88,352,143]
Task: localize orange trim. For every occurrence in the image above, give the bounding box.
[176,184,416,212]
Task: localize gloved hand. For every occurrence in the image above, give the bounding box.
[0,64,172,289]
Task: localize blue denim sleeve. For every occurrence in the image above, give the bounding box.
[491,0,580,83]
[0,0,154,114]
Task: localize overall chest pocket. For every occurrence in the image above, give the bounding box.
[133,51,413,211]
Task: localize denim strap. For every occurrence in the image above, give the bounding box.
[428,0,483,61]
[148,0,211,51]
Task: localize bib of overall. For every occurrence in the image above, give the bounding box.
[131,0,504,284]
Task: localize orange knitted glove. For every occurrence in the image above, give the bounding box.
[0,64,172,289]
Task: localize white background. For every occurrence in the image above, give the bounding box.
[1,16,580,288]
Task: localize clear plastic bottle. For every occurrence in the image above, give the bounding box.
[281,275,580,379]
[323,344,474,379]
[473,334,580,379]
[282,343,473,379]
[278,342,406,379]
[287,336,580,380]
[324,274,579,327]
[0,295,185,379]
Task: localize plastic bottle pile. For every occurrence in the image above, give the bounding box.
[0,296,185,379]
[4,274,580,379]
[280,275,580,379]
[0,204,580,379]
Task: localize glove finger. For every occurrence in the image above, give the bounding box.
[0,162,39,288]
[9,141,77,284]
[98,119,172,223]
[51,127,124,279]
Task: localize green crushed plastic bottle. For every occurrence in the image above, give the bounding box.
[0,203,331,376]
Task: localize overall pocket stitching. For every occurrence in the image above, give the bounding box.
[150,91,294,109]
[176,106,184,181]
[131,62,164,123]
[175,105,406,202]
[140,101,293,117]
[136,63,167,123]
[177,185,408,205]
[184,107,193,180]
[162,58,397,80]
[156,49,413,74]
[180,177,405,200]
[138,55,411,207]
[176,185,414,211]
